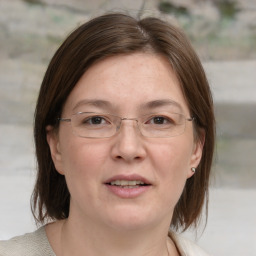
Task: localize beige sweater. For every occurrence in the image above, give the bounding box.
[0,227,211,256]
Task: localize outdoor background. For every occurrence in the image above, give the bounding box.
[0,0,256,255]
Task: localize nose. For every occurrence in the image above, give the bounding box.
[110,119,146,162]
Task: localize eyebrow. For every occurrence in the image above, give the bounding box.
[72,99,113,111]
[141,99,183,112]
[72,99,184,112]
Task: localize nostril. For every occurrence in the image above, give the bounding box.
[114,155,142,161]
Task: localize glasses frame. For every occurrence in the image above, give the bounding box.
[58,112,195,139]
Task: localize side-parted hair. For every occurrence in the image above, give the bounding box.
[32,13,215,231]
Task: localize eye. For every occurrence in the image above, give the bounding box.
[152,116,166,124]
[88,116,106,125]
[80,115,110,126]
[147,115,175,125]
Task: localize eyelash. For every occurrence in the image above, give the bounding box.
[146,116,174,125]
[81,114,176,126]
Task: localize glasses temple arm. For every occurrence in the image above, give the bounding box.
[58,118,71,122]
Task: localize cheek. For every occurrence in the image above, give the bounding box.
[59,134,110,190]
[149,138,193,194]
[151,139,192,174]
[59,140,110,207]
[62,141,108,175]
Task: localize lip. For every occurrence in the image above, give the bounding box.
[104,174,152,199]
[104,174,152,185]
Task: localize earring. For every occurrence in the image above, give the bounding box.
[191,167,196,173]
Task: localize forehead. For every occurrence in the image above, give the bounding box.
[62,53,189,115]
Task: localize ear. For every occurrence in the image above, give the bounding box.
[46,125,65,175]
[187,131,205,178]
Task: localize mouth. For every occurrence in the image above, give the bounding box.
[106,180,150,188]
[104,175,152,198]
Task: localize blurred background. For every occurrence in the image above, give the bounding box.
[0,0,255,255]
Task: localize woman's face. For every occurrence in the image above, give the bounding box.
[47,53,203,231]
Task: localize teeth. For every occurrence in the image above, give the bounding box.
[110,180,145,186]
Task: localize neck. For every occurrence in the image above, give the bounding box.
[58,215,173,256]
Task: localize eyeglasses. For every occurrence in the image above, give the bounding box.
[58,112,194,138]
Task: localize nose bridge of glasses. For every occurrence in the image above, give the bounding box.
[121,117,138,122]
[116,117,140,132]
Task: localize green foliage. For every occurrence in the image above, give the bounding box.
[158,1,189,16]
[215,0,240,19]
[22,0,45,6]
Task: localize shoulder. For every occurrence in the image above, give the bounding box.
[0,227,55,256]
[170,232,211,256]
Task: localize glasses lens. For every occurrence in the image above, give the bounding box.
[71,112,117,138]
[68,112,189,138]
[139,113,186,137]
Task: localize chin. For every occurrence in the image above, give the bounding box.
[104,207,160,232]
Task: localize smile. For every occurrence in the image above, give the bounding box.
[104,175,152,198]
[109,180,148,188]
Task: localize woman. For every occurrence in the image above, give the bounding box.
[0,13,215,255]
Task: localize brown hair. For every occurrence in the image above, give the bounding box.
[32,13,215,231]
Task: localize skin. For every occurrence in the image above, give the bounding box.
[46,52,204,256]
